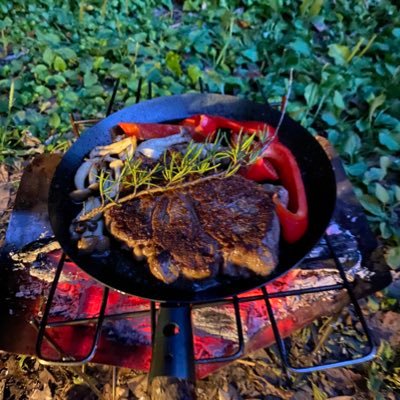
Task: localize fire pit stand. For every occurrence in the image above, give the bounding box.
[34,230,377,373]
[0,79,392,396]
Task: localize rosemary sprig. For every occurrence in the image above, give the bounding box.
[78,130,265,221]
[78,171,228,222]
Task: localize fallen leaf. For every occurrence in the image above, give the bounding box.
[327,397,354,400]
[0,164,8,184]
[127,374,149,399]
[0,164,10,216]
[218,384,240,400]
[0,183,10,216]
[39,368,56,384]
[369,311,400,347]
[324,369,362,391]
[0,379,6,400]
[31,385,52,400]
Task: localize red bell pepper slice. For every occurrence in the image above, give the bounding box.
[262,141,308,243]
[240,157,279,182]
[116,122,194,140]
[181,114,274,140]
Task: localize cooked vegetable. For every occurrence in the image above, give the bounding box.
[116,122,192,139]
[262,141,308,243]
[136,132,191,159]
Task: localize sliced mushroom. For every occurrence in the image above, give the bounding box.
[77,237,98,254]
[89,137,136,158]
[88,182,100,191]
[109,159,124,177]
[136,132,191,160]
[88,163,99,185]
[77,218,110,254]
[69,188,93,202]
[83,197,102,220]
[74,159,100,190]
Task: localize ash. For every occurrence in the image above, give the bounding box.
[104,319,151,346]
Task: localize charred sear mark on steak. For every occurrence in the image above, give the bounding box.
[104,175,279,284]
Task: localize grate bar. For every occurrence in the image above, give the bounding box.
[195,296,244,364]
[46,308,153,328]
[261,233,376,373]
[35,252,110,366]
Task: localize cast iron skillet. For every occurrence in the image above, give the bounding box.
[48,94,336,397]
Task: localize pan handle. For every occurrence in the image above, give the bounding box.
[149,304,196,400]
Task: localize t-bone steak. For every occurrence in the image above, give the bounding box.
[104,175,280,284]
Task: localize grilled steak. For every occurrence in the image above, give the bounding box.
[104,175,280,284]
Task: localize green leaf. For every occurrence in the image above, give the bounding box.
[375,183,389,204]
[345,161,367,176]
[343,133,361,156]
[242,48,258,62]
[49,113,61,128]
[359,194,384,217]
[321,112,337,126]
[386,246,400,269]
[393,28,400,38]
[369,93,386,122]
[36,31,60,45]
[165,51,182,77]
[333,90,345,110]
[379,222,392,239]
[367,296,380,312]
[379,156,391,173]
[301,0,323,16]
[84,71,98,87]
[93,56,105,70]
[394,185,400,202]
[379,131,400,151]
[56,47,77,60]
[266,0,282,12]
[363,167,385,184]
[187,65,201,85]
[328,44,351,65]
[304,83,318,107]
[109,63,130,79]
[53,56,67,72]
[43,48,54,66]
[289,39,311,56]
[309,0,323,16]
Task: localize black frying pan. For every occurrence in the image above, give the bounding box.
[48,94,336,398]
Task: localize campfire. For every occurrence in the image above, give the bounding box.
[0,82,392,399]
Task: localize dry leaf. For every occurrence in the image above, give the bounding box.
[31,385,52,400]
[324,368,362,391]
[218,384,240,400]
[0,184,10,215]
[39,368,56,384]
[127,374,149,399]
[327,397,354,400]
[0,164,8,184]
[0,164,10,215]
[0,379,6,400]
[21,130,42,148]
[369,311,400,347]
